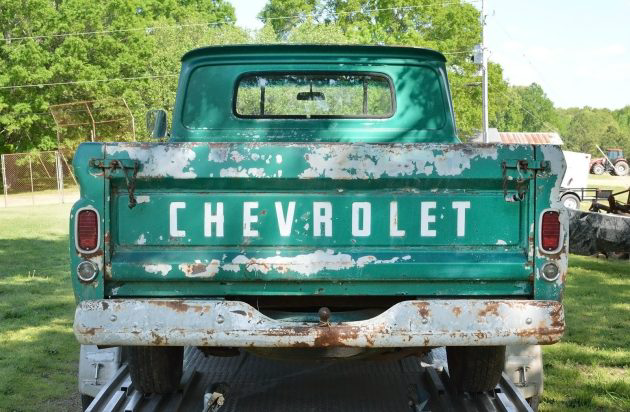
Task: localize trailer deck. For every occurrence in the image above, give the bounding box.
[85,348,534,412]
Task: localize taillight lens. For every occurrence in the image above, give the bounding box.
[541,211,561,251]
[77,209,99,251]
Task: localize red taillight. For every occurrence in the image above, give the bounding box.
[541,211,561,251]
[77,209,99,251]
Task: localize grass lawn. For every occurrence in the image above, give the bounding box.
[0,204,629,411]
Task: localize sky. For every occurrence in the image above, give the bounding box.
[229,0,630,110]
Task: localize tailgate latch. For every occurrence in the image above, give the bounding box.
[502,160,549,202]
[90,159,140,209]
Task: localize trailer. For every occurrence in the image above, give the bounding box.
[83,346,538,412]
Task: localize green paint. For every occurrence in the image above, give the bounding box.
[69,45,566,304]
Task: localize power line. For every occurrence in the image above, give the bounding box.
[1,1,480,43]
[0,48,475,91]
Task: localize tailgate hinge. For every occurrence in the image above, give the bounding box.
[502,160,550,202]
[90,159,140,209]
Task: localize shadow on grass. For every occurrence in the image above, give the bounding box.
[0,236,80,411]
[562,256,630,350]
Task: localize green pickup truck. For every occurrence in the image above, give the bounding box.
[70,45,567,395]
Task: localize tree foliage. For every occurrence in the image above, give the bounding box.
[1,0,627,159]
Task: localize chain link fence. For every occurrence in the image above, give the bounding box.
[1,150,78,207]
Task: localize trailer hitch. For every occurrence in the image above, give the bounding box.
[90,158,140,209]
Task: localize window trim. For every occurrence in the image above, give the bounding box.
[232,71,397,120]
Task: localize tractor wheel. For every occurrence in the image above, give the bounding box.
[613,160,629,176]
[591,163,605,175]
[446,346,506,392]
[129,346,183,394]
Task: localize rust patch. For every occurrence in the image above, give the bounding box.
[477,302,500,318]
[149,300,192,313]
[150,330,166,345]
[81,249,104,259]
[452,306,462,317]
[414,302,431,319]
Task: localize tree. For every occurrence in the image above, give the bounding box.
[258,0,486,140]
[512,83,556,132]
[0,0,238,153]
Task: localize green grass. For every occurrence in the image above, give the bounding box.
[588,174,630,191]
[0,204,628,411]
[0,204,79,412]
[541,255,630,411]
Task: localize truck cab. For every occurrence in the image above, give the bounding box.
[70,45,567,395]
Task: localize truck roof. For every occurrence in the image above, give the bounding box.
[181,44,447,64]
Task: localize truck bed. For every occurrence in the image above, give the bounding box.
[86,348,534,412]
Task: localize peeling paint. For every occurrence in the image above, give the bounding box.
[135,195,150,204]
[144,264,172,277]
[179,260,221,278]
[136,234,146,245]
[219,167,266,178]
[298,145,498,179]
[108,145,197,178]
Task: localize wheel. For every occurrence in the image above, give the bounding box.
[591,163,605,175]
[81,394,94,411]
[613,160,629,176]
[129,346,184,394]
[446,346,506,392]
[561,193,580,209]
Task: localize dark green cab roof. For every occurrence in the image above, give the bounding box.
[182,44,447,64]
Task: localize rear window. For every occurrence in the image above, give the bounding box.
[235,73,394,119]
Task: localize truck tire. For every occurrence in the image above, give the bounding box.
[591,163,605,175]
[561,193,580,209]
[446,346,505,392]
[613,160,629,176]
[129,346,183,394]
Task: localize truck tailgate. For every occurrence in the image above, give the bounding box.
[98,143,541,298]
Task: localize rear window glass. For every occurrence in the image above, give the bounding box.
[235,73,394,118]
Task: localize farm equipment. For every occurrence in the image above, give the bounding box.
[590,146,629,176]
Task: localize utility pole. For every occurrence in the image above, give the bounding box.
[481,0,489,143]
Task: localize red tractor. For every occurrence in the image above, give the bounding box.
[590,147,629,176]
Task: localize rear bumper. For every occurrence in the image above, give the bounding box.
[73,299,564,348]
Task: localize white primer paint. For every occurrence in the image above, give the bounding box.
[204,202,224,237]
[219,167,266,178]
[108,145,197,178]
[420,202,437,237]
[169,202,186,237]
[136,234,146,245]
[243,202,259,237]
[496,240,507,245]
[313,202,332,237]
[451,201,470,237]
[298,145,499,179]
[351,202,371,237]
[226,249,404,276]
[135,195,150,204]
[389,201,405,237]
[144,264,172,277]
[275,201,296,237]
